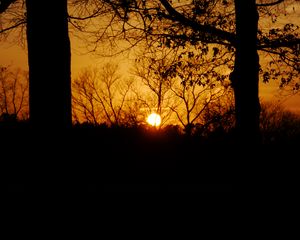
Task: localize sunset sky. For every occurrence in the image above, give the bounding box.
[0,1,299,114]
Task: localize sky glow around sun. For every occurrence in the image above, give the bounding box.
[147,113,161,127]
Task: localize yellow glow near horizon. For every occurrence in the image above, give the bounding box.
[147,113,161,127]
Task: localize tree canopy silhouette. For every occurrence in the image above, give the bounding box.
[69,0,299,143]
[1,0,299,141]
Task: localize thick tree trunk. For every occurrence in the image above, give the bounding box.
[232,0,261,144]
[26,0,71,129]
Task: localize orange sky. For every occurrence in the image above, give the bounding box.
[1,36,299,115]
[0,1,299,115]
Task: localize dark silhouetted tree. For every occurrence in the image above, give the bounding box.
[260,101,300,144]
[0,65,29,120]
[134,42,231,135]
[230,0,260,143]
[72,63,137,126]
[69,0,299,143]
[2,0,299,139]
[133,46,177,127]
[26,0,71,129]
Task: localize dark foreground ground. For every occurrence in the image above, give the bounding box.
[3,123,298,192]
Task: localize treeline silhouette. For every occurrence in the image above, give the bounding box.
[1,65,299,192]
[2,100,299,144]
[2,122,232,192]
[3,102,300,192]
[2,0,299,192]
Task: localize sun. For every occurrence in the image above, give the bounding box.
[147,113,161,127]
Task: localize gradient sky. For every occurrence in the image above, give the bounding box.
[0,1,299,114]
[1,37,299,114]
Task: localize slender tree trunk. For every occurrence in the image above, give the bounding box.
[26,0,71,129]
[231,0,261,144]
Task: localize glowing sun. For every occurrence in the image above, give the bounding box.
[147,113,161,127]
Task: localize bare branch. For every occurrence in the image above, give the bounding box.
[68,8,102,21]
[258,38,300,49]
[0,20,26,34]
[159,0,235,45]
[256,0,284,7]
